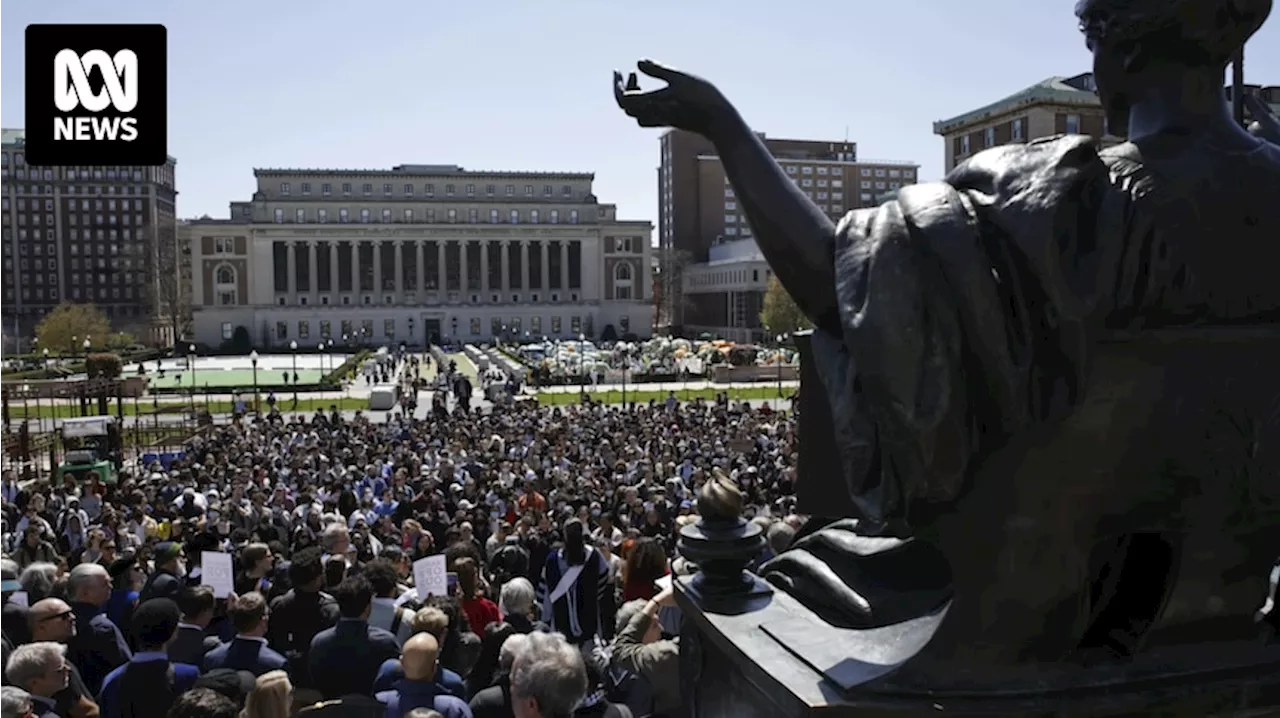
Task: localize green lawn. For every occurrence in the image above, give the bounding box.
[9,396,370,420]
[142,368,330,390]
[535,385,789,405]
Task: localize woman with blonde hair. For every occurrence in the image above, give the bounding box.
[241,669,291,718]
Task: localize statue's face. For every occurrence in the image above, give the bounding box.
[1089,33,1133,136]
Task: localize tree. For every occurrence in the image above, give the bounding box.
[759,275,813,337]
[35,303,112,353]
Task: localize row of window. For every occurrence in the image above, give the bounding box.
[5,197,145,212]
[4,183,154,198]
[278,181,580,200]
[3,227,143,243]
[268,206,581,225]
[776,165,914,180]
[249,288,597,308]
[688,267,769,287]
[256,313,600,342]
[8,284,138,302]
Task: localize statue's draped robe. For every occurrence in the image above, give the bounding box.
[807,134,1280,526]
[794,134,1280,665]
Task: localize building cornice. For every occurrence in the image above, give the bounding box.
[254,226,602,239]
[253,167,595,181]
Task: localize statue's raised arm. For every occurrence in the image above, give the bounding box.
[613,61,840,330]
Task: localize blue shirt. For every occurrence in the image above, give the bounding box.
[373,658,465,698]
[376,679,471,718]
[106,589,138,632]
[97,653,200,718]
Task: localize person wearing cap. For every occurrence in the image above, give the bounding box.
[104,557,141,638]
[137,543,185,605]
[96,598,200,718]
[26,598,100,718]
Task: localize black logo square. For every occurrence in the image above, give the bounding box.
[24,24,168,166]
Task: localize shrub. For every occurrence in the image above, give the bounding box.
[85,352,123,379]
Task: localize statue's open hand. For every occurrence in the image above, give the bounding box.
[1246,94,1280,145]
[613,60,735,138]
[760,519,953,630]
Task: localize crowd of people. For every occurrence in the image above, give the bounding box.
[1,362,804,718]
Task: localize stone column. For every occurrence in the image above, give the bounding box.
[459,240,469,294]
[480,240,489,296]
[541,241,550,296]
[329,242,339,295]
[501,240,511,294]
[437,241,446,294]
[351,241,361,295]
[521,241,530,293]
[393,241,404,296]
[286,241,297,298]
[561,241,570,291]
[308,241,318,297]
[416,241,426,292]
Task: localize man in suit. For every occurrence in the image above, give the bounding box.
[202,592,286,676]
[65,563,132,694]
[27,598,101,718]
[98,599,200,718]
[308,575,399,699]
[5,642,70,718]
[375,633,472,718]
[170,586,220,666]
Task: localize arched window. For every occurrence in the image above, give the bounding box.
[213,263,238,306]
[613,261,634,301]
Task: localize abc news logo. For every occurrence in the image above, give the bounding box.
[24,24,168,166]
[54,49,140,142]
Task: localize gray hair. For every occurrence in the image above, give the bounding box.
[510,632,588,716]
[616,599,649,636]
[767,521,796,555]
[1,686,32,718]
[5,642,64,689]
[498,632,531,672]
[320,523,349,553]
[66,562,107,600]
[499,577,535,617]
[19,563,58,601]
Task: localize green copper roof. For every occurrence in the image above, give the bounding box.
[933,75,1102,134]
[1,128,27,147]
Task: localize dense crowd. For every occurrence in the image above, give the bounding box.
[1,353,804,718]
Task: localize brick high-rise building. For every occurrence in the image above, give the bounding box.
[657,130,918,331]
[1,128,178,346]
[932,73,1122,175]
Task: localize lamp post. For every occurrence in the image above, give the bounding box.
[579,333,587,393]
[776,333,789,399]
[83,336,91,359]
[188,344,197,415]
[289,340,299,405]
[250,350,259,413]
[318,342,326,376]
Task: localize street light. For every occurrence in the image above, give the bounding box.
[83,337,91,358]
[188,344,197,414]
[289,340,299,405]
[250,350,260,412]
[776,333,789,399]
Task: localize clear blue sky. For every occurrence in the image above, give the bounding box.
[4,0,1277,226]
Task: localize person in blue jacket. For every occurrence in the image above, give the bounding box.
[98,598,200,718]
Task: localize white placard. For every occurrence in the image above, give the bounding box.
[413,554,447,600]
[9,591,29,608]
[200,551,235,598]
[655,574,673,592]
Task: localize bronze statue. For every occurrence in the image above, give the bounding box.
[617,0,1280,696]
